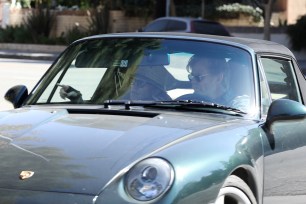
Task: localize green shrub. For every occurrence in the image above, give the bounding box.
[287,15,306,51]
[0,22,86,45]
[13,25,33,43]
[24,7,55,43]
[121,0,155,18]
[0,7,90,45]
[64,25,88,44]
[0,25,32,43]
[0,26,15,42]
[0,25,68,45]
[87,6,109,35]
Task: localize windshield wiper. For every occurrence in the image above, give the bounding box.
[146,100,246,116]
[103,100,246,116]
[103,100,158,109]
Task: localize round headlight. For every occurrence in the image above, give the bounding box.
[125,158,174,201]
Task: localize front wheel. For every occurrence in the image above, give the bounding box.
[215,175,257,204]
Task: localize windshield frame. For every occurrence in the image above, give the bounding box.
[25,36,258,118]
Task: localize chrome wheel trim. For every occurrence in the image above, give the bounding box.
[215,186,251,204]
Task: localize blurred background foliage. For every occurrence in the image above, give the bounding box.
[287,15,306,51]
[15,0,262,18]
[3,0,301,48]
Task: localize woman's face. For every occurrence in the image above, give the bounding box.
[130,78,155,100]
[189,59,222,99]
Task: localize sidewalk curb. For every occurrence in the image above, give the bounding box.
[0,51,59,61]
[0,43,66,53]
[0,43,66,61]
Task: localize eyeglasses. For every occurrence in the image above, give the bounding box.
[188,73,209,82]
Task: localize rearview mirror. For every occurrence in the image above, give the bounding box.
[140,51,169,66]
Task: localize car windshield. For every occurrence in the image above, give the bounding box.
[27,37,255,114]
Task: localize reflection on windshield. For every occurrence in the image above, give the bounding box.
[27,38,255,114]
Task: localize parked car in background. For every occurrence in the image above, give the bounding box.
[138,17,231,36]
[2,32,306,204]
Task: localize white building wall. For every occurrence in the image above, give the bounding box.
[1,2,10,28]
[287,0,306,24]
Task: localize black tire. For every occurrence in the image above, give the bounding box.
[215,175,257,204]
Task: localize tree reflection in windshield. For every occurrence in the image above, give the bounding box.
[28,37,255,114]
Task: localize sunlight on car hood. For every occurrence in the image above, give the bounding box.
[0,107,238,195]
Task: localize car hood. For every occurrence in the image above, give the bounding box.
[0,107,241,195]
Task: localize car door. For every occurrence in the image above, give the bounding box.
[259,55,306,203]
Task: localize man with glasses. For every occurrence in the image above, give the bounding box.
[178,53,228,105]
[178,53,251,113]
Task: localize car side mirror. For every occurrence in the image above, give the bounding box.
[137,27,144,32]
[4,85,28,109]
[263,99,306,136]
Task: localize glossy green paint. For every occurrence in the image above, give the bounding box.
[2,33,306,204]
[94,120,264,204]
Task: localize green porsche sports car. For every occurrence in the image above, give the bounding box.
[2,32,306,204]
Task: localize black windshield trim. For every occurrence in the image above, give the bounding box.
[67,108,158,118]
[103,100,246,116]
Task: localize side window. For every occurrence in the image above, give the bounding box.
[260,57,301,102]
